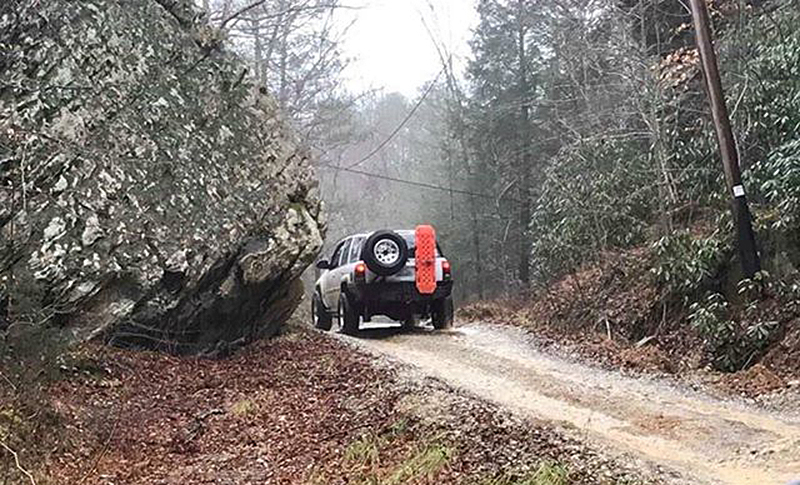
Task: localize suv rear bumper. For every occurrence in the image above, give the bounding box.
[347,280,453,321]
[353,280,453,303]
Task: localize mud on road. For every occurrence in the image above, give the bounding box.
[339,322,800,485]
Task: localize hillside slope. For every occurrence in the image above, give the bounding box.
[462,242,800,397]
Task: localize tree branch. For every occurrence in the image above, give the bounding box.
[218,1,360,31]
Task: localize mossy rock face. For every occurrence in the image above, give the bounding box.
[0,0,325,353]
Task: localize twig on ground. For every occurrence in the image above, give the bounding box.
[76,413,119,485]
[0,370,17,392]
[0,441,36,485]
[315,417,383,443]
[197,408,225,421]
[186,408,226,442]
[76,380,133,485]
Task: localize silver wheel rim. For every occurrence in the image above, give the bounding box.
[373,239,400,266]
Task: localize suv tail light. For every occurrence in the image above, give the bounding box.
[355,262,367,282]
[442,260,451,280]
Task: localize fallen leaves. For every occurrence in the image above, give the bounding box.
[35,325,656,484]
[458,244,799,398]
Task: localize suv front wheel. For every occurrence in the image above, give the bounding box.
[431,296,454,330]
[338,292,360,335]
[312,292,332,331]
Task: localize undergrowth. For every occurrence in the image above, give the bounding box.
[337,423,603,485]
[689,271,796,372]
[650,228,730,302]
[474,462,571,485]
[338,420,453,485]
[0,321,99,482]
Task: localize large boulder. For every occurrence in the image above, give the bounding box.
[0,0,325,353]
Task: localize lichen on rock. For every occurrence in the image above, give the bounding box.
[0,0,325,353]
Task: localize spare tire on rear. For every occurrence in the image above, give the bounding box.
[362,230,408,276]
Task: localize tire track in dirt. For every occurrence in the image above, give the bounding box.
[339,322,800,485]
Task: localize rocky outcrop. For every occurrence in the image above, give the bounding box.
[0,0,325,353]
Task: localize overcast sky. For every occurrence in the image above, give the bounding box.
[340,0,478,97]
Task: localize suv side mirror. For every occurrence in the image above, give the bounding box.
[316,260,331,270]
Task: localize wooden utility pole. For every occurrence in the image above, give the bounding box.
[689,0,761,277]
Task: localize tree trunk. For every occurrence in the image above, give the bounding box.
[252,17,264,85]
[470,196,485,300]
[517,0,532,287]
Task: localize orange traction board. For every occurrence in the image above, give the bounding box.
[415,225,437,295]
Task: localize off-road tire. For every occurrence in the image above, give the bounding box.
[338,292,360,335]
[312,292,332,331]
[431,296,454,330]
[362,230,408,276]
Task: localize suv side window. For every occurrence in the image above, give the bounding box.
[349,236,366,263]
[337,238,352,267]
[329,240,346,269]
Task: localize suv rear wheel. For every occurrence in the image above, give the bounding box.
[312,292,332,331]
[338,292,360,335]
[431,296,454,330]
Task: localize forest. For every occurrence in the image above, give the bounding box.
[200,0,800,371]
[1,0,800,483]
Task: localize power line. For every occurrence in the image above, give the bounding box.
[347,67,445,169]
[318,162,522,204]
[320,155,691,206]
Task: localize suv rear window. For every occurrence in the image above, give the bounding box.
[402,233,442,257]
[349,236,366,263]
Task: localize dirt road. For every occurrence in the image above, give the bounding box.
[340,322,800,485]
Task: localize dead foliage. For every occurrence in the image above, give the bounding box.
[460,247,690,374]
[17,325,653,485]
[457,299,521,322]
[42,330,402,484]
[619,345,676,374]
[761,318,800,380]
[716,364,787,398]
[527,248,659,338]
[460,244,799,397]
